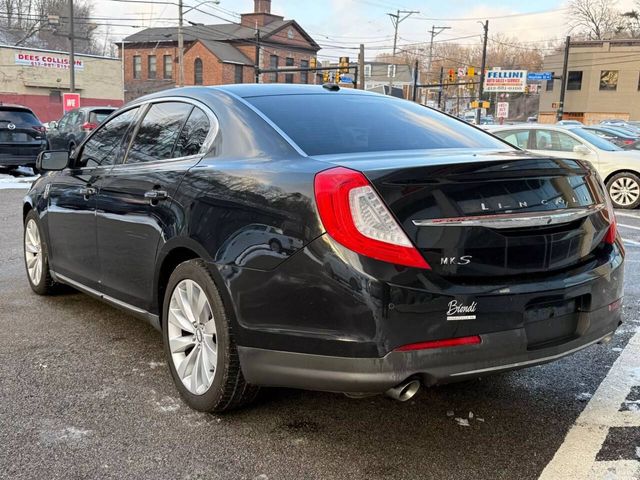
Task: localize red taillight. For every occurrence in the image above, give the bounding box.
[603,193,617,245]
[314,167,430,269]
[395,335,481,352]
[624,139,634,145]
[81,122,97,131]
[32,125,46,133]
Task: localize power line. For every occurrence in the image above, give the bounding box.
[412,7,567,22]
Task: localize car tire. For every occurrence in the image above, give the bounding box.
[23,210,56,295]
[162,259,259,412]
[607,172,640,209]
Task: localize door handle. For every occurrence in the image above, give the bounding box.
[144,190,168,200]
[79,186,97,197]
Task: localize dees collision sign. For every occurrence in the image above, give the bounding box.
[15,53,84,70]
[484,70,527,92]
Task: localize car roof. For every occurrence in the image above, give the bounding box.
[214,83,379,98]
[487,123,582,132]
[0,104,35,112]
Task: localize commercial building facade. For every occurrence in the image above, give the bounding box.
[121,0,320,101]
[0,45,123,122]
[539,39,640,124]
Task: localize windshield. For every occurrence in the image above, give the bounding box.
[247,93,509,156]
[571,128,621,151]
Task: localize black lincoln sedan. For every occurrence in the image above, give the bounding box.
[23,85,624,412]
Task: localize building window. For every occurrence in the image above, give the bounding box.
[133,55,141,79]
[387,64,397,78]
[567,71,582,90]
[600,70,618,91]
[194,58,203,85]
[269,55,278,82]
[300,60,309,84]
[148,55,156,79]
[364,64,372,77]
[234,64,243,84]
[285,57,294,83]
[163,55,173,80]
[546,72,554,91]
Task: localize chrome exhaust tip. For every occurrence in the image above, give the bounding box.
[385,379,420,402]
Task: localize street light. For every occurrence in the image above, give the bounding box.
[177,0,220,87]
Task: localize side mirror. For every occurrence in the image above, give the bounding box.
[573,144,591,155]
[49,121,58,129]
[36,150,70,171]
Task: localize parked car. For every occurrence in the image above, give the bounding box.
[488,123,640,209]
[0,104,47,170]
[623,140,640,151]
[24,85,623,412]
[47,106,116,152]
[557,120,583,126]
[527,115,537,123]
[583,126,639,147]
[599,119,640,134]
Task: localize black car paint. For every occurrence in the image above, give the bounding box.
[24,85,624,394]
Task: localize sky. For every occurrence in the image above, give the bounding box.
[93,0,638,60]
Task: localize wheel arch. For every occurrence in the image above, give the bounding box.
[604,169,640,185]
[154,238,236,330]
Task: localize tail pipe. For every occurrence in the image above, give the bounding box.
[385,379,420,402]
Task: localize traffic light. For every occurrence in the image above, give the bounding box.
[323,71,330,83]
[467,67,475,77]
[339,57,350,74]
[448,69,455,83]
[310,57,317,69]
[524,85,530,94]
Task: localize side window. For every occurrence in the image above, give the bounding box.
[56,112,70,130]
[535,130,581,152]
[125,102,193,164]
[173,106,211,158]
[495,130,529,149]
[77,107,140,168]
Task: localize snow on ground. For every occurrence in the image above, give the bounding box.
[0,167,38,190]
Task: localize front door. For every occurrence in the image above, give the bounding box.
[96,101,212,310]
[46,107,142,288]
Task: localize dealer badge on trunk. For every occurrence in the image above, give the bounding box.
[447,300,477,321]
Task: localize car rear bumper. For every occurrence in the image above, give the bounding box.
[0,151,43,166]
[238,303,621,393]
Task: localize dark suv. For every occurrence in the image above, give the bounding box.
[47,107,116,152]
[0,104,47,170]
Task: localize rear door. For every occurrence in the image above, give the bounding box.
[96,100,213,310]
[528,129,584,160]
[46,106,142,288]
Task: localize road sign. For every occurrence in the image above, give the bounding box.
[338,75,354,84]
[62,93,80,113]
[458,67,466,78]
[484,70,527,92]
[527,71,553,81]
[496,102,509,119]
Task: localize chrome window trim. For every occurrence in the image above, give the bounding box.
[121,96,219,165]
[220,90,308,157]
[412,205,605,229]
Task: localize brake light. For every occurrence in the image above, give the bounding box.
[624,139,634,145]
[395,335,481,352]
[81,122,97,131]
[314,167,430,269]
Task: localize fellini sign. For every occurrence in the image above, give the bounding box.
[15,52,84,70]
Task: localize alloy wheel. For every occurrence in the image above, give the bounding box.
[24,219,43,285]
[610,177,640,207]
[167,279,218,395]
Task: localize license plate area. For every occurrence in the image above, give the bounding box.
[524,295,590,350]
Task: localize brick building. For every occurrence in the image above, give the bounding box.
[0,45,123,122]
[120,0,320,101]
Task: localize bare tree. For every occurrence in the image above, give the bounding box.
[567,0,622,40]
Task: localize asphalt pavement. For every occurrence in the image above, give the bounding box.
[0,179,639,480]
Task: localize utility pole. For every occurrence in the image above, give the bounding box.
[475,20,489,125]
[387,9,418,94]
[358,44,365,90]
[68,0,75,92]
[557,35,571,122]
[426,25,450,82]
[178,0,184,87]
[437,66,444,110]
[254,28,261,83]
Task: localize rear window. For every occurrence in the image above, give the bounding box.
[0,108,39,125]
[246,94,509,156]
[89,110,114,125]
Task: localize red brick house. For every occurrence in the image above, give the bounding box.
[120,0,320,101]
